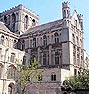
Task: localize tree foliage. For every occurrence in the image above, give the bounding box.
[62,69,89,91]
[16,57,43,94]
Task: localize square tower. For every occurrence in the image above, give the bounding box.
[0,4,39,35]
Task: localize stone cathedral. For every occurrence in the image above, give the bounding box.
[0,1,85,94]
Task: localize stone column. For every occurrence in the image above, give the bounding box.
[79,48,81,66]
[15,12,19,32]
[17,10,25,34]
[38,47,40,64]
[28,49,31,62]
[28,17,32,28]
[8,35,10,48]
[75,46,77,65]
[41,53,43,65]
[49,45,52,65]
[59,52,61,65]
[53,51,55,65]
[0,34,2,44]
[10,14,12,30]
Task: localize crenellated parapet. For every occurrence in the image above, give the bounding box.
[62,1,70,9]
[62,1,70,18]
[0,4,39,19]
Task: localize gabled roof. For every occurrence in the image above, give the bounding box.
[0,21,11,32]
[0,21,19,38]
[70,10,81,29]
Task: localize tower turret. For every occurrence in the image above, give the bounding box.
[62,1,70,18]
[78,14,83,30]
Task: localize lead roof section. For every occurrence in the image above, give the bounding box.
[21,19,63,37]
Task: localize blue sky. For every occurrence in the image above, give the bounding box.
[0,0,89,54]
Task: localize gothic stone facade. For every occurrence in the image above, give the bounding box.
[0,1,84,94]
[0,21,24,94]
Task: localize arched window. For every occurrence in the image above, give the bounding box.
[75,20,77,27]
[32,19,36,26]
[67,10,70,17]
[6,37,9,46]
[76,36,79,45]
[54,33,59,43]
[24,15,28,30]
[74,69,77,75]
[40,37,42,46]
[33,38,36,47]
[22,40,25,51]
[8,83,15,94]
[30,39,32,48]
[30,55,36,65]
[7,65,16,79]
[4,16,7,24]
[63,10,66,18]
[17,39,21,50]
[55,52,59,65]
[8,15,10,25]
[12,13,16,23]
[43,35,47,46]
[12,13,16,32]
[43,54,46,65]
[0,64,3,78]
[1,35,4,45]
[8,84,12,94]
[13,40,17,48]
[51,73,56,81]
[22,56,26,65]
[10,53,15,63]
[72,34,75,43]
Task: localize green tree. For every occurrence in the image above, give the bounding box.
[16,57,43,94]
[62,69,89,91]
